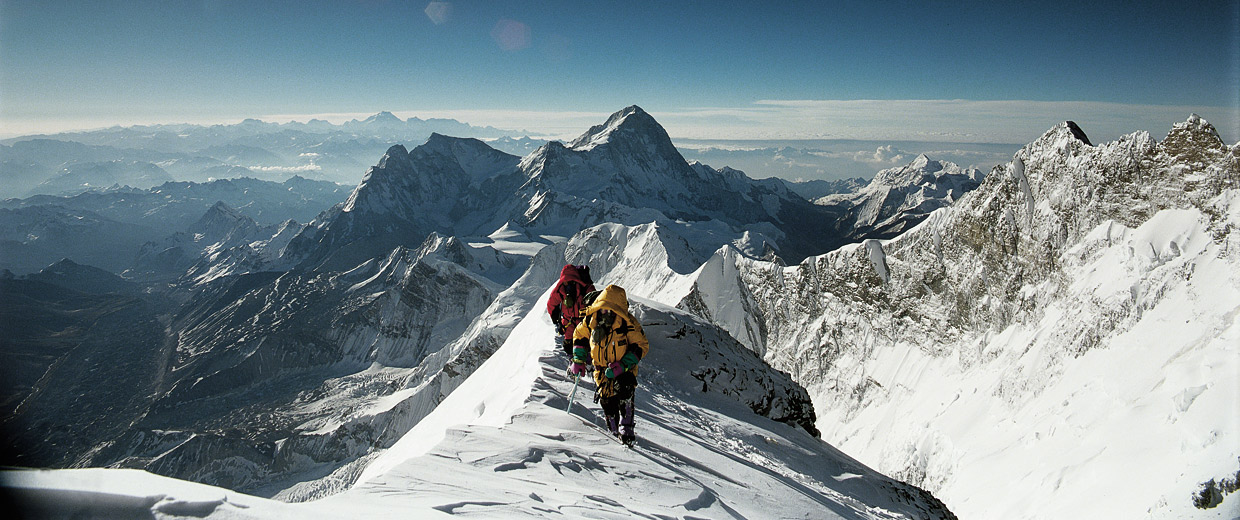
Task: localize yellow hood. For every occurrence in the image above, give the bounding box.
[584,284,630,316]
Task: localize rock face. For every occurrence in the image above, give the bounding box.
[76,235,500,495]
[677,115,1240,518]
[285,136,522,271]
[0,276,168,469]
[130,201,278,281]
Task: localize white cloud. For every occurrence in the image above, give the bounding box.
[13,99,1232,146]
[853,145,911,165]
[248,164,322,173]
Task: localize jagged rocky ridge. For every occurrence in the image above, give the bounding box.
[672,115,1240,518]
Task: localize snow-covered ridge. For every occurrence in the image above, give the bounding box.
[2,279,953,519]
[277,105,847,277]
[678,115,1240,519]
[814,153,985,241]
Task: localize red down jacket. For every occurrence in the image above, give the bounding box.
[547,264,596,335]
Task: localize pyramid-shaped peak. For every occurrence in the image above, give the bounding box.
[1064,121,1092,145]
[567,105,669,151]
[42,258,83,273]
[205,200,245,220]
[419,132,460,153]
[615,104,651,119]
[189,201,256,237]
[1029,121,1094,149]
[872,154,957,186]
[364,111,403,124]
[419,132,492,153]
[377,144,411,169]
[1168,113,1222,141]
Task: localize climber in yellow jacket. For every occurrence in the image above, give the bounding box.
[567,284,649,444]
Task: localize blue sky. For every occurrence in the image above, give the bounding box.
[2,0,1237,142]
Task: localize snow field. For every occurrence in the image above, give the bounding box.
[813,200,1240,519]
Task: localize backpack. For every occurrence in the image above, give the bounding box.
[579,289,601,309]
[576,264,593,287]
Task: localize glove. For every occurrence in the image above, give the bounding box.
[567,362,586,377]
[619,352,640,371]
[604,361,624,379]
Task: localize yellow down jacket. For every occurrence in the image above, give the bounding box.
[571,285,649,385]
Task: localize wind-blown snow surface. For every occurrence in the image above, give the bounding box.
[2,289,952,519]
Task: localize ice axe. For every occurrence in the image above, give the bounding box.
[565,373,580,413]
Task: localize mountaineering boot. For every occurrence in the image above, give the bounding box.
[619,399,635,444]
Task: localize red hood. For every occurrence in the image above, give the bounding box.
[558,264,587,285]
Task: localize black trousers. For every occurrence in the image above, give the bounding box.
[596,371,636,416]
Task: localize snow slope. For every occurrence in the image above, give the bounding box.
[814,198,1240,519]
[675,116,1240,519]
[2,285,953,519]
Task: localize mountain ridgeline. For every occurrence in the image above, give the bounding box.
[3,106,961,515]
[17,106,1231,518]
[667,115,1240,518]
[282,106,852,272]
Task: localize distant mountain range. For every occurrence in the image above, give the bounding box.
[0,176,348,275]
[0,113,519,198]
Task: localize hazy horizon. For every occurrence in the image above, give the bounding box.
[2,1,1237,143]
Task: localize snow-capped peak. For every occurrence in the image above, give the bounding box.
[1030,120,1094,149]
[567,105,669,152]
[1166,113,1222,143]
[868,154,980,188]
[361,111,403,125]
[374,144,410,170]
[414,133,520,184]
